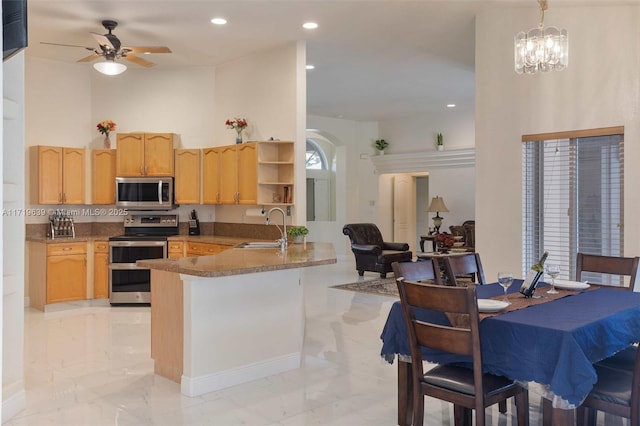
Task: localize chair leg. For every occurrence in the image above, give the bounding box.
[498,399,507,414]
[358,270,364,276]
[514,389,529,426]
[542,398,551,426]
[380,272,387,278]
[453,405,472,426]
[412,389,424,426]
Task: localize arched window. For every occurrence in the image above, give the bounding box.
[306,139,327,170]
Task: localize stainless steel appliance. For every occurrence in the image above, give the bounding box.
[109,214,179,304]
[115,177,175,210]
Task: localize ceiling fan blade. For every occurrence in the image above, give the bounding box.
[124,54,155,68]
[90,32,114,49]
[123,46,172,54]
[40,41,95,51]
[77,53,101,63]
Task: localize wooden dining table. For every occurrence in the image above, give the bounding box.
[380,281,640,426]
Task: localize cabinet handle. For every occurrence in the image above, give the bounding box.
[59,193,63,202]
[63,193,67,203]
[145,165,148,175]
[141,165,144,175]
[207,248,214,252]
[63,247,72,251]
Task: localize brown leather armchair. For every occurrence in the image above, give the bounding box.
[342,223,412,278]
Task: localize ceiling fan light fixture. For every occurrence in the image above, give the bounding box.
[93,60,127,75]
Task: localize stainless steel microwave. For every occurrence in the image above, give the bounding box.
[115,177,175,210]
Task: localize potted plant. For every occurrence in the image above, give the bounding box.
[287,225,309,243]
[374,139,389,155]
[436,133,444,151]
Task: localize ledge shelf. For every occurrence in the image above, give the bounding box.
[370,148,475,174]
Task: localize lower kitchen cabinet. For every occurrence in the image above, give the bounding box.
[29,241,87,310]
[185,242,230,257]
[94,240,109,299]
[168,241,185,258]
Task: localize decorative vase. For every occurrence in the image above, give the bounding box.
[437,145,444,151]
[236,130,243,144]
[378,150,385,156]
[103,134,111,149]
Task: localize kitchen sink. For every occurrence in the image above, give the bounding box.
[236,241,282,249]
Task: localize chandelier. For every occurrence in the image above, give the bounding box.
[514,0,568,74]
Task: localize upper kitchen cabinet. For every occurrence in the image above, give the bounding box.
[116,133,174,176]
[219,143,257,205]
[92,149,116,204]
[202,147,221,204]
[30,146,85,205]
[175,149,201,204]
[257,141,294,205]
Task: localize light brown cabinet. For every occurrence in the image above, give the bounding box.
[116,133,174,176]
[218,143,257,205]
[93,240,109,299]
[257,141,295,205]
[92,149,116,204]
[202,147,221,204]
[168,241,185,258]
[175,149,201,204]
[29,241,87,310]
[185,242,230,257]
[30,146,85,204]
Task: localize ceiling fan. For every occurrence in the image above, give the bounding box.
[41,20,171,74]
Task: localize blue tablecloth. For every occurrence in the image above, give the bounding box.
[380,283,640,405]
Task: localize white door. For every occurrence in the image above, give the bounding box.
[313,178,331,221]
[393,174,416,252]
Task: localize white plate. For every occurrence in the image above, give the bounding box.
[449,248,468,253]
[552,280,590,290]
[477,299,509,313]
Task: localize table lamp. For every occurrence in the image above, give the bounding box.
[427,196,449,234]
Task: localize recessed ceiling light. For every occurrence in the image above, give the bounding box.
[211,17,227,25]
[303,22,318,30]
[447,104,456,108]
[306,65,315,70]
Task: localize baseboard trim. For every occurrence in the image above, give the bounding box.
[180,352,301,397]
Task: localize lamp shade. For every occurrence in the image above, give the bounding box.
[93,61,127,76]
[427,196,449,213]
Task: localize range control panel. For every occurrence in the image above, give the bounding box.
[124,214,179,228]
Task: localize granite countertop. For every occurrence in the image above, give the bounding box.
[137,242,337,277]
[167,235,264,246]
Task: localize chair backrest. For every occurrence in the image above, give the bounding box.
[342,223,384,247]
[442,253,486,286]
[392,260,443,285]
[576,253,640,291]
[463,223,475,248]
[396,278,483,388]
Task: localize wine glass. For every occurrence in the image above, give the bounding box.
[546,264,561,294]
[497,272,514,303]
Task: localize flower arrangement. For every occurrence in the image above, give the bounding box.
[374,139,389,151]
[435,233,455,248]
[226,117,248,143]
[287,226,309,238]
[96,120,117,136]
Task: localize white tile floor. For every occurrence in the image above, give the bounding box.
[7,258,627,425]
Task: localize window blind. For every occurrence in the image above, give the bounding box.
[522,131,624,283]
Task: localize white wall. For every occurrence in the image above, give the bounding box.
[476,5,640,280]
[3,51,26,422]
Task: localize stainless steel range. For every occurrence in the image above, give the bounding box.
[109,214,179,305]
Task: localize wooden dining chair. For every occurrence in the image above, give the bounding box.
[391,260,443,285]
[575,343,640,426]
[442,253,487,286]
[395,278,529,426]
[576,252,640,291]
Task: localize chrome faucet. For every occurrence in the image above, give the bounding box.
[266,207,287,250]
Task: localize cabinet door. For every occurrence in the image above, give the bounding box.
[47,254,87,304]
[202,148,220,204]
[237,143,257,204]
[175,149,201,204]
[32,146,63,204]
[62,148,86,204]
[144,133,174,176]
[116,133,145,176]
[218,145,238,204]
[94,241,109,299]
[92,149,116,204]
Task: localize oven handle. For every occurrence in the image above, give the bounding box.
[158,181,163,205]
[109,263,145,270]
[109,241,168,248]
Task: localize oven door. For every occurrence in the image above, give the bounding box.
[115,177,174,210]
[109,240,167,304]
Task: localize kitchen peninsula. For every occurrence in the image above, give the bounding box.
[137,242,336,397]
